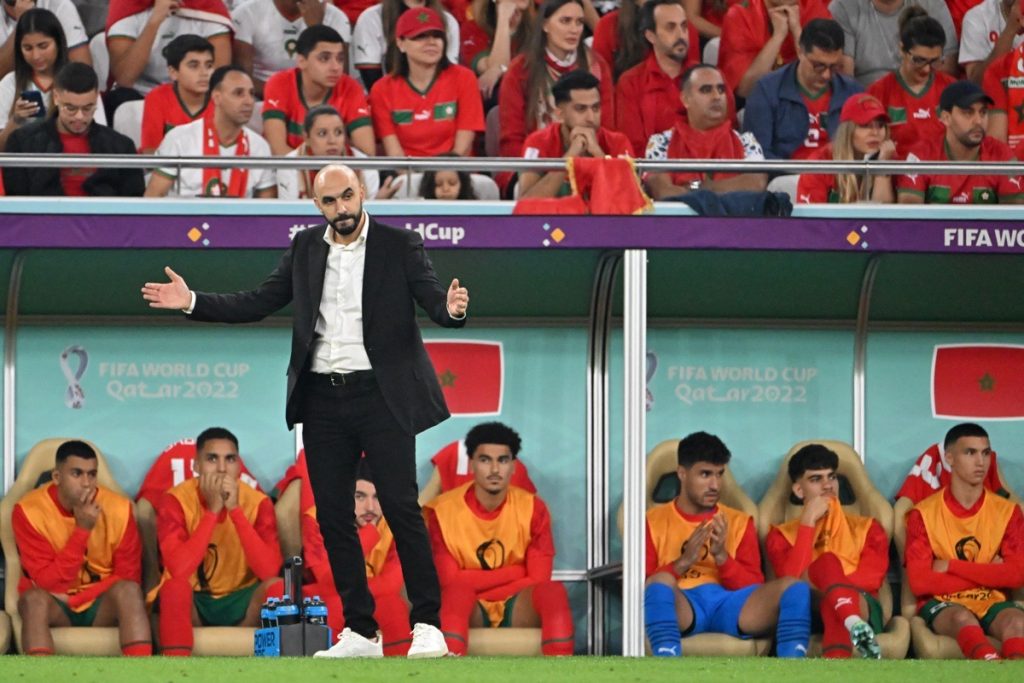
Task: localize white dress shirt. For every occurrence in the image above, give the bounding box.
[310,217,372,374]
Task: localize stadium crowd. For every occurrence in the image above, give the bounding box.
[5,421,1023,658]
[1,0,1023,202]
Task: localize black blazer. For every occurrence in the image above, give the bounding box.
[189,217,466,433]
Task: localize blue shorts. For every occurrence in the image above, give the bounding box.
[680,583,759,638]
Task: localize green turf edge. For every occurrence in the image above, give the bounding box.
[0,656,1018,683]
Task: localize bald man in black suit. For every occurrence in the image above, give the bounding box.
[143,164,469,658]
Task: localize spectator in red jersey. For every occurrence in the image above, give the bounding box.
[830,0,958,87]
[139,34,212,154]
[518,70,633,198]
[960,0,1024,84]
[615,0,705,155]
[461,0,534,99]
[719,0,831,98]
[897,80,1024,203]
[370,7,484,156]
[982,20,1024,150]
[742,19,863,161]
[499,0,614,160]
[645,64,766,198]
[796,93,895,203]
[593,0,698,80]
[682,0,736,41]
[262,25,374,157]
[352,0,461,91]
[867,9,955,153]
[2,62,143,196]
[277,104,380,199]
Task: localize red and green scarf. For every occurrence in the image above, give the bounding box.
[201,109,250,198]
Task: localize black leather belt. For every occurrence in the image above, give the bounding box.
[308,370,376,387]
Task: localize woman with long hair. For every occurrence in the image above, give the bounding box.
[797,93,895,203]
[0,9,105,149]
[498,0,613,158]
[278,104,380,199]
[462,0,535,99]
[352,0,461,90]
[867,7,955,153]
[369,6,484,157]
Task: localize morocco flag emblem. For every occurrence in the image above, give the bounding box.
[425,341,503,415]
[932,344,1024,419]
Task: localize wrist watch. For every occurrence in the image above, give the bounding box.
[689,180,702,191]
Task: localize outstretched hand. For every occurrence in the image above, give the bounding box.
[447,278,469,318]
[142,267,191,310]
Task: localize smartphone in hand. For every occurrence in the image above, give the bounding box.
[20,90,45,118]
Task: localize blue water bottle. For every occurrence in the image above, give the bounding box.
[277,597,300,626]
[306,596,328,626]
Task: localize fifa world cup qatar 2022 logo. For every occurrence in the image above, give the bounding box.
[60,345,89,409]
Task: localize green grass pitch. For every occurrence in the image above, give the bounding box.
[0,657,1020,683]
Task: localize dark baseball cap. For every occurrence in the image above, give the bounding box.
[939,80,994,112]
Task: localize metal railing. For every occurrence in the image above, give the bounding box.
[1,153,1023,176]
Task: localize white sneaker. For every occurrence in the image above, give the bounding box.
[313,627,383,658]
[407,623,448,659]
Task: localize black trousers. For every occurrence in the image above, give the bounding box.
[299,371,442,637]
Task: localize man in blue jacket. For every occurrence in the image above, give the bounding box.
[742,18,863,163]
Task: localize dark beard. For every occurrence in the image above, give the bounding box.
[328,212,359,237]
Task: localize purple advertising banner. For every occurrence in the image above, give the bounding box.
[3,213,1024,254]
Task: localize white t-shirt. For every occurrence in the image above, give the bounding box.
[1,0,88,49]
[277,145,379,199]
[233,0,352,83]
[0,71,108,128]
[107,9,232,94]
[155,117,276,197]
[959,0,1024,63]
[351,4,460,75]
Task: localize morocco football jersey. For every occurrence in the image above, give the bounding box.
[369,64,484,157]
[897,135,1024,203]
[795,144,840,202]
[983,44,1024,151]
[262,67,372,151]
[792,88,831,160]
[868,70,955,153]
[140,82,208,152]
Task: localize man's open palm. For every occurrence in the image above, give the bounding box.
[142,267,191,310]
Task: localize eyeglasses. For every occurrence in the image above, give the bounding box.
[806,59,840,75]
[59,103,97,116]
[905,51,942,68]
